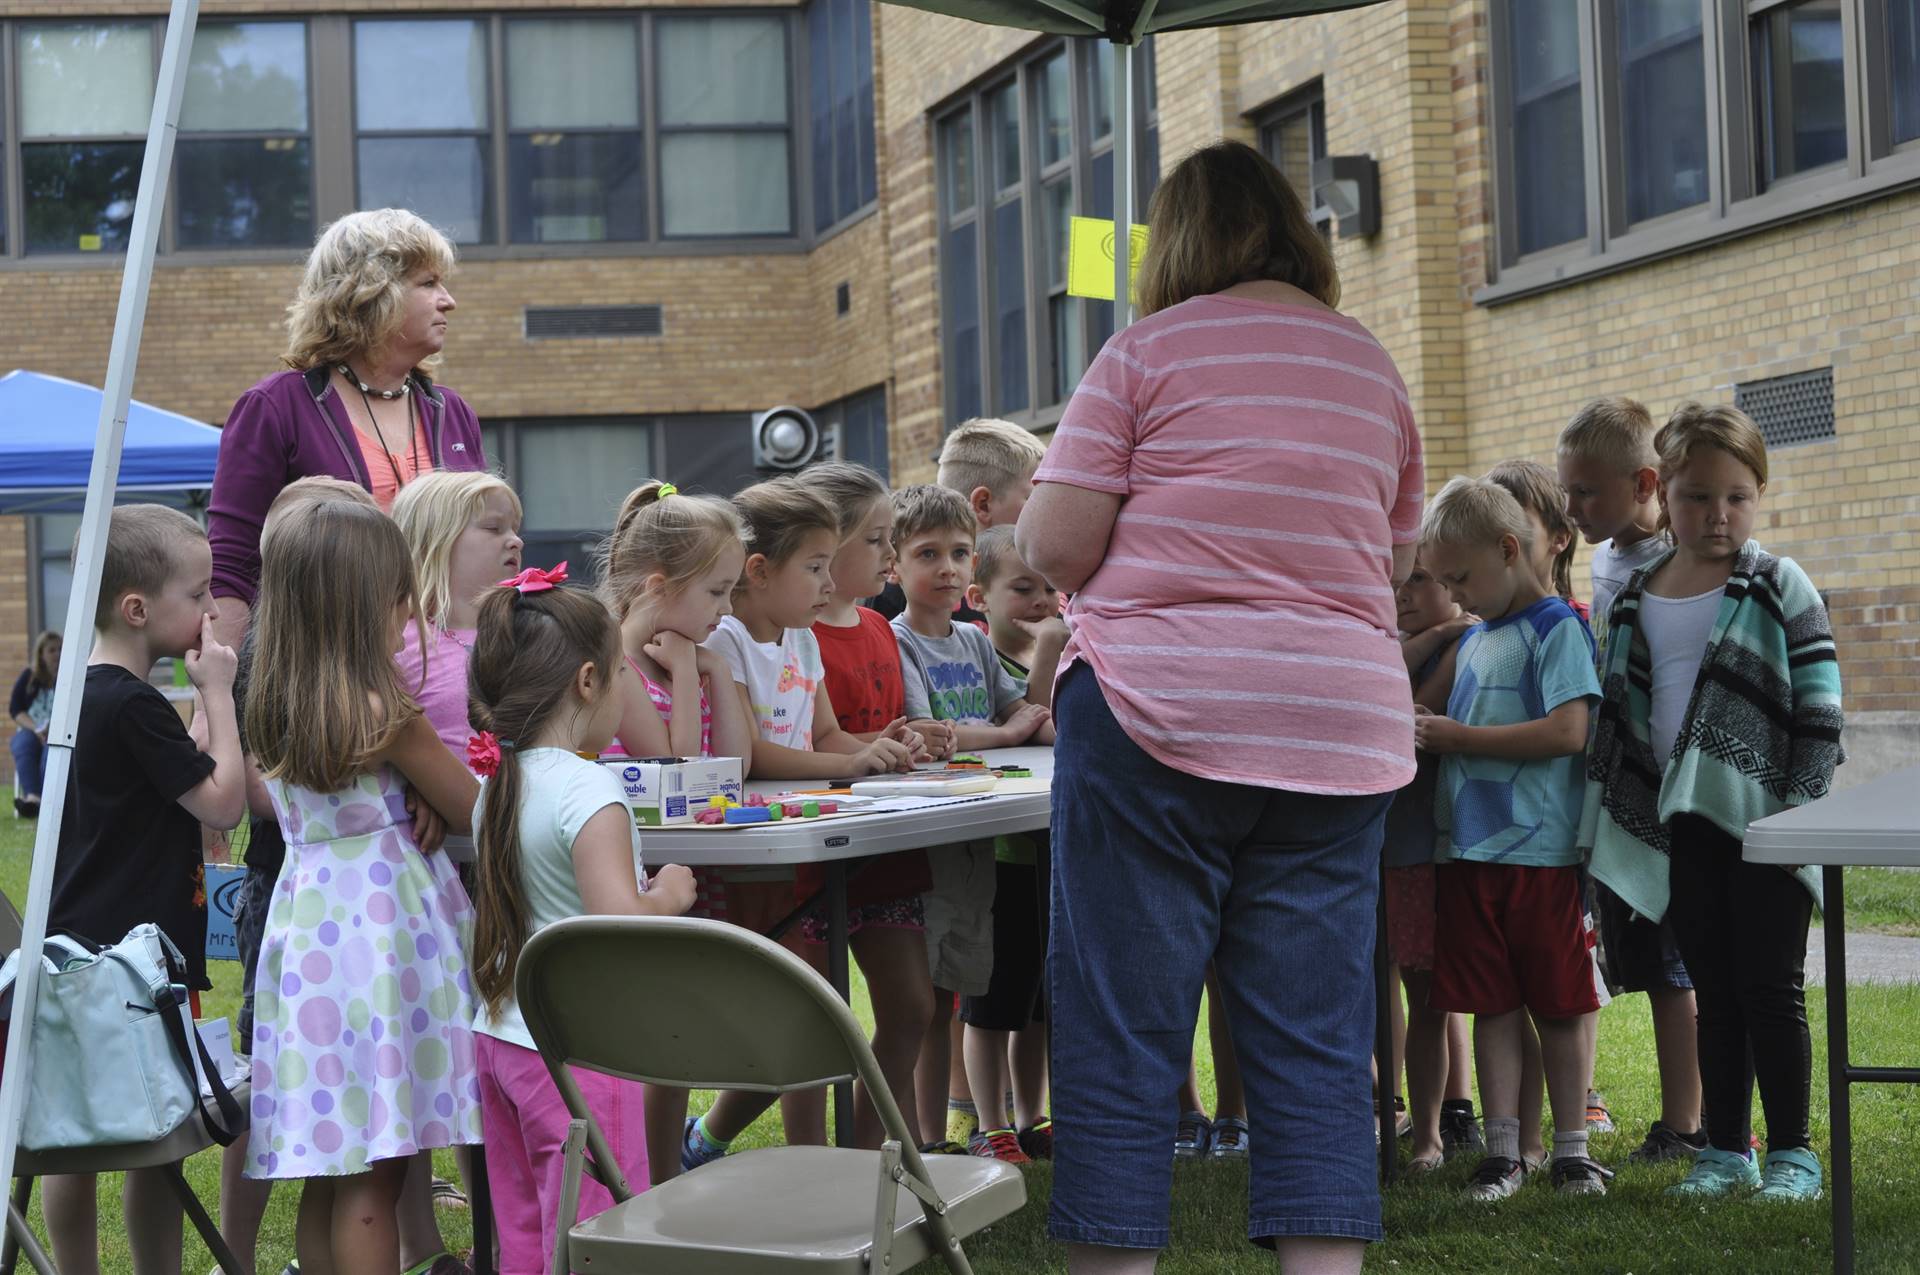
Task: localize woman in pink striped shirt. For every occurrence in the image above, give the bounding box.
[1018,140,1423,1275]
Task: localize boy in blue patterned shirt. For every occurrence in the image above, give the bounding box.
[1414,476,1607,1201]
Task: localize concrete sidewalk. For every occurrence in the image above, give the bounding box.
[1806,929,1920,985]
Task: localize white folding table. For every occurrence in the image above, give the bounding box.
[643,746,1056,1147]
[1745,762,1920,1275]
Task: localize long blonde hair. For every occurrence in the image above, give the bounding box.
[392,471,524,625]
[1136,139,1339,316]
[282,209,458,373]
[246,500,423,792]
[599,481,747,620]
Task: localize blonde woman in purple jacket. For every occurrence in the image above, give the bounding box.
[208,207,482,1275]
[208,208,487,654]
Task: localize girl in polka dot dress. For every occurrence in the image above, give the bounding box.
[241,498,484,1271]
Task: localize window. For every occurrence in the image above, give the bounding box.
[808,0,878,233]
[813,385,890,476]
[937,39,1160,423]
[177,22,313,248]
[18,23,153,255]
[31,515,80,638]
[657,16,792,236]
[1257,85,1332,240]
[355,19,493,245]
[506,18,646,244]
[1750,0,1847,189]
[1485,0,1920,300]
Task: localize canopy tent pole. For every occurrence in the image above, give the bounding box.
[1112,39,1134,326]
[0,0,201,1194]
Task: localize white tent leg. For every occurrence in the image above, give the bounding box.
[0,0,202,1193]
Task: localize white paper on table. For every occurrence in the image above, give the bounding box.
[859,794,1002,813]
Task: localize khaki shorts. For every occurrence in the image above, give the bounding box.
[924,841,997,997]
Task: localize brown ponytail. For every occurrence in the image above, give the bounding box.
[467,582,620,1019]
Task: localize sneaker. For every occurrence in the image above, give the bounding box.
[680,1116,729,1173]
[1550,1155,1614,1196]
[971,1127,1032,1165]
[1175,1110,1212,1159]
[1209,1116,1250,1159]
[1439,1101,1485,1160]
[1755,1147,1823,1202]
[1666,1146,1761,1198]
[1465,1155,1525,1201]
[1629,1120,1709,1164]
[1585,1089,1615,1134]
[1017,1119,1053,1161]
[919,1138,971,1156]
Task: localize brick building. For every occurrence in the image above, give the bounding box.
[0,0,1914,773]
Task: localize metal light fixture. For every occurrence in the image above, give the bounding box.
[751,405,832,471]
[1312,154,1380,239]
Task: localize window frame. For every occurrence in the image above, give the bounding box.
[934,36,1160,431]
[1480,0,1917,304]
[0,8,850,269]
[1253,81,1335,241]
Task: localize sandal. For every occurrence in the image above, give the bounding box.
[1175,1110,1212,1159]
[430,1176,468,1209]
[1406,1151,1445,1176]
[1208,1115,1250,1159]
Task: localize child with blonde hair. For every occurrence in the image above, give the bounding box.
[796,461,939,1151]
[1416,477,1606,1200]
[243,500,482,1271]
[1585,405,1841,1202]
[467,575,696,1269]
[681,477,916,1168]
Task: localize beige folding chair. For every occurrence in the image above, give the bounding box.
[518,915,1026,1274]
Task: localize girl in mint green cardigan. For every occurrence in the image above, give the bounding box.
[1581,404,1842,1205]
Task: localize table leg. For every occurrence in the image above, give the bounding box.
[828,860,853,1147]
[164,1159,245,1275]
[1375,848,1395,1185]
[470,1146,496,1275]
[1825,865,1852,1275]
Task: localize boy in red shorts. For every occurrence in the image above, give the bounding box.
[1413,477,1607,1200]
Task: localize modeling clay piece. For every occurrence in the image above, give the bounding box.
[1000,767,1032,778]
[818,802,839,814]
[708,795,730,810]
[694,808,726,825]
[802,801,821,818]
[746,793,769,808]
[723,806,772,824]
[768,803,784,821]
[952,754,985,766]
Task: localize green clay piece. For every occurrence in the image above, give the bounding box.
[802,801,821,818]
[1000,767,1031,777]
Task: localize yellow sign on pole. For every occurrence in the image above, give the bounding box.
[1066,216,1149,301]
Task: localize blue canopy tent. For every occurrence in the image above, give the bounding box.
[0,370,220,514]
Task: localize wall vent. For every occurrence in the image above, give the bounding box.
[1733,367,1835,448]
[524,304,663,339]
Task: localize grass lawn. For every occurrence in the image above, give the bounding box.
[1,821,1915,1274]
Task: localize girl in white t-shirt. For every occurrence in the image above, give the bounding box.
[683,478,915,1162]
[468,577,696,1272]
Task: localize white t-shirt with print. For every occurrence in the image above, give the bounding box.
[472,748,643,1051]
[702,616,825,750]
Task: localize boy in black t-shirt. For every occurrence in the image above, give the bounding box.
[44,504,246,1273]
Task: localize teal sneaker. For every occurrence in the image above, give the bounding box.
[1667,1146,1761,1197]
[1755,1147,1823,1202]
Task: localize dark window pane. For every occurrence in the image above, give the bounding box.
[176,137,313,247]
[1043,176,1071,290]
[943,222,982,422]
[855,0,877,206]
[809,0,835,231]
[990,81,1021,193]
[1039,52,1071,168]
[836,387,889,477]
[942,109,975,217]
[831,0,858,224]
[1620,0,1707,221]
[23,141,142,254]
[1751,0,1846,188]
[992,196,1028,414]
[1140,123,1160,207]
[1087,40,1114,140]
[1049,293,1084,403]
[508,133,645,243]
[358,137,492,244]
[1509,0,1586,253]
[1894,0,1920,143]
[1091,146,1118,349]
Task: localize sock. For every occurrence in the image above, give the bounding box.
[1485,1117,1521,1163]
[947,1097,977,1116]
[1553,1129,1590,1163]
[691,1115,731,1154]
